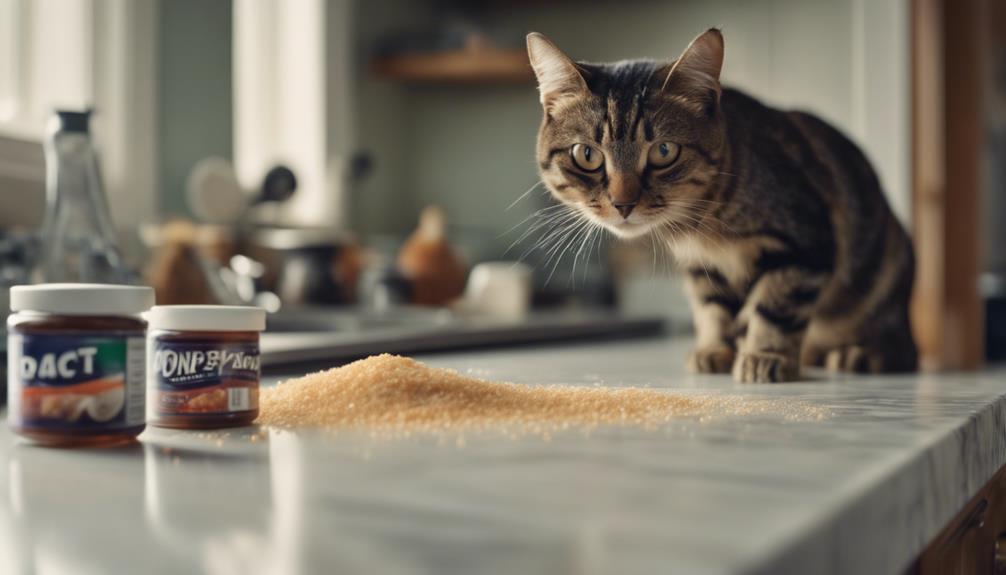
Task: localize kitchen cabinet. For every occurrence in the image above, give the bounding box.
[912,465,1006,574]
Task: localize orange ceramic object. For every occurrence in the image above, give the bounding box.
[397,206,467,306]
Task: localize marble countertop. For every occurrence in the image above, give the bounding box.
[2,336,1006,575]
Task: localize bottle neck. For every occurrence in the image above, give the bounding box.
[42,131,115,231]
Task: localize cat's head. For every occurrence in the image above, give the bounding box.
[528,29,725,240]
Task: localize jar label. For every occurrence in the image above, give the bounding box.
[151,340,259,416]
[7,334,146,429]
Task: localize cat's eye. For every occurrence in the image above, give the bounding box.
[570,144,604,172]
[648,141,681,168]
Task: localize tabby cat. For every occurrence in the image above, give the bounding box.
[527,29,917,383]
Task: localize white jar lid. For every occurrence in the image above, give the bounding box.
[148,305,266,332]
[10,283,155,316]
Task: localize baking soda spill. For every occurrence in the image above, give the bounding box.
[256,354,828,437]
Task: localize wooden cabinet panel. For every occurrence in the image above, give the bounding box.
[911,466,1006,574]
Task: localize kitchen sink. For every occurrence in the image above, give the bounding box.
[260,307,665,371]
[265,306,453,333]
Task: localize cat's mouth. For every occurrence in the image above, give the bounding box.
[584,209,658,239]
[608,218,653,239]
[581,203,695,240]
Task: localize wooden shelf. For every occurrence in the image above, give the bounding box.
[371,49,534,84]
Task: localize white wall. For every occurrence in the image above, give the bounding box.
[233,0,357,228]
[158,0,230,216]
[350,0,432,236]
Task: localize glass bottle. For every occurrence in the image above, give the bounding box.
[37,110,129,283]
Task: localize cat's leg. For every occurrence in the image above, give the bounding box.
[824,345,881,372]
[806,306,917,373]
[805,221,918,374]
[800,341,828,367]
[684,268,740,374]
[733,268,828,383]
[872,311,918,372]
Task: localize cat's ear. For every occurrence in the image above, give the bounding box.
[526,33,588,108]
[662,28,724,109]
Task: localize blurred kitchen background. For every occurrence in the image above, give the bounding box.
[0,0,1001,368]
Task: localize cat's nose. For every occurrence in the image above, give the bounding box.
[613,202,638,219]
[607,172,641,218]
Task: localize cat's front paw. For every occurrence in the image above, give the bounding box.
[732,351,799,383]
[687,347,736,374]
[824,345,882,373]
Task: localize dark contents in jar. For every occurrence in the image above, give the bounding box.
[151,329,260,429]
[8,314,146,446]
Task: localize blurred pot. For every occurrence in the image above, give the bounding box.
[253,228,361,307]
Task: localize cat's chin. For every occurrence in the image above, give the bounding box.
[577,209,659,239]
[603,220,654,239]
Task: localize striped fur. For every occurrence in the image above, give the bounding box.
[528,30,917,382]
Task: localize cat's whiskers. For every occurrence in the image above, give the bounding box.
[659,219,720,286]
[584,225,602,283]
[653,225,676,277]
[662,199,736,242]
[577,222,601,283]
[545,217,593,285]
[498,203,567,241]
[569,220,601,286]
[657,220,689,278]
[505,180,545,211]
[523,216,579,261]
[659,224,676,275]
[557,221,588,281]
[516,204,572,237]
[679,198,739,236]
[533,211,585,263]
[541,214,587,262]
[510,218,571,260]
[512,204,574,240]
[648,229,659,276]
[594,223,605,269]
[672,211,727,245]
[507,193,734,285]
[514,209,580,262]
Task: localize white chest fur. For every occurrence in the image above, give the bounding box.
[669,235,753,289]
